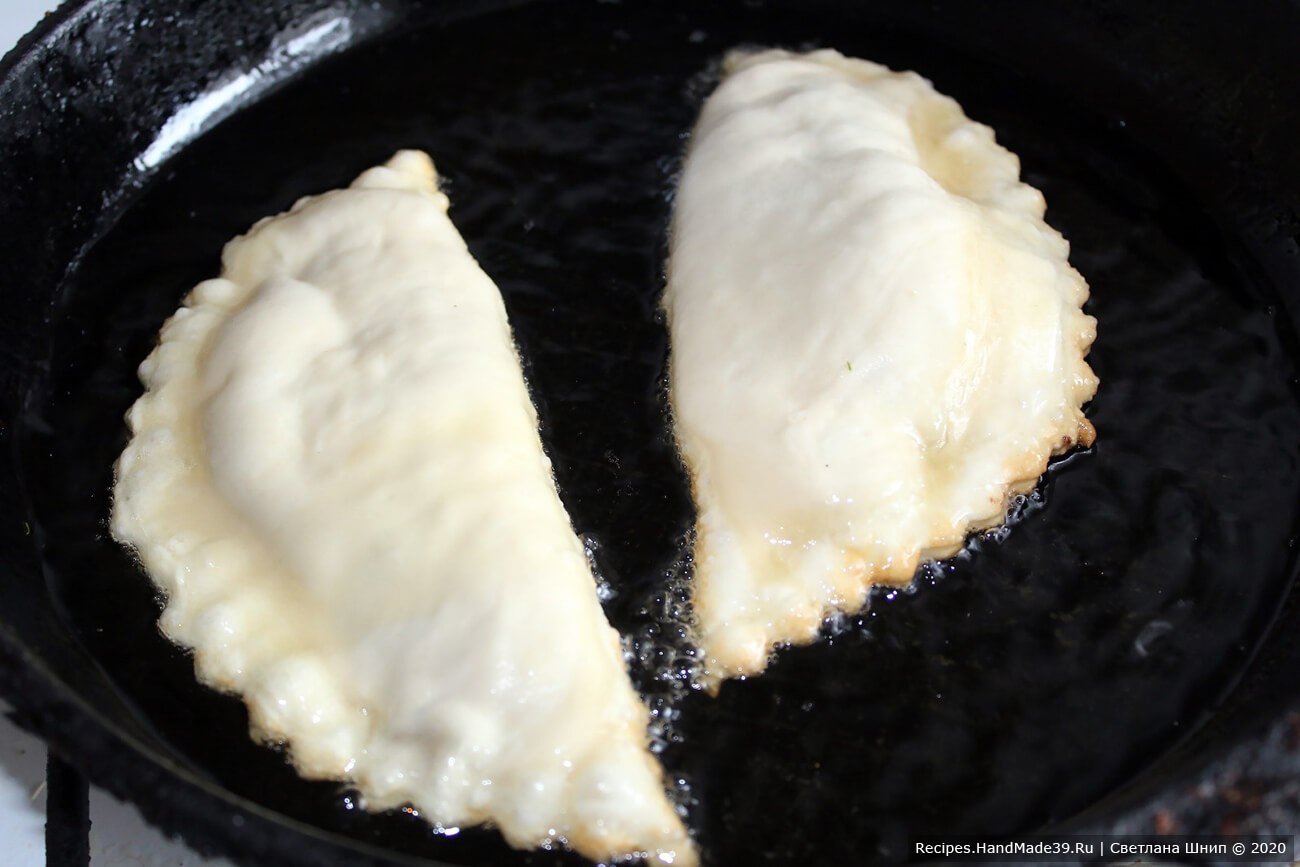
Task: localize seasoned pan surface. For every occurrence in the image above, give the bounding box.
[4,1,1300,865]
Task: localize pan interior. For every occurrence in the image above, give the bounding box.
[15,1,1300,864]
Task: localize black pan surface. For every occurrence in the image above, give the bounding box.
[3,1,1300,865]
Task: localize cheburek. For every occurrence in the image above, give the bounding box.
[112,151,695,866]
[664,50,1099,685]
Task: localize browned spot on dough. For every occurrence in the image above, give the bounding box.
[1076,417,1097,448]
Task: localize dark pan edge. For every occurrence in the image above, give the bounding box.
[0,621,443,867]
[1059,554,1300,836]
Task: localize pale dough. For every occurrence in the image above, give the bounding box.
[664,50,1098,685]
[113,151,695,866]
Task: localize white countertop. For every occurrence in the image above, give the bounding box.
[0,0,58,57]
[1,3,235,864]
